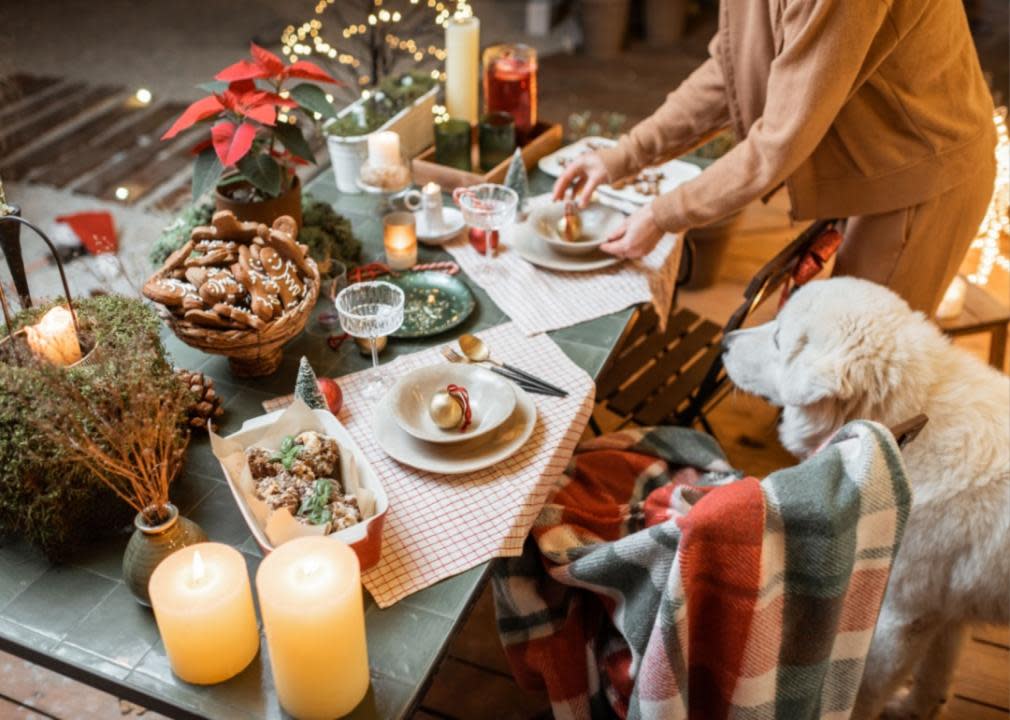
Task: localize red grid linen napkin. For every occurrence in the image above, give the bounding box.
[443,194,682,335]
[333,322,596,607]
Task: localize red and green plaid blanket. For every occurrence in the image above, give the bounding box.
[493,422,910,719]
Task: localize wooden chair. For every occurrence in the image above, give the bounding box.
[936,279,1009,371]
[592,219,839,435]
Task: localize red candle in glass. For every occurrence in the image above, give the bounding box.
[483,44,538,140]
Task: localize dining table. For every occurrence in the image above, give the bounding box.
[0,166,646,719]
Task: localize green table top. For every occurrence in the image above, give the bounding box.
[0,169,634,719]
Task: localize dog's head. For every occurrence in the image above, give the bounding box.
[722,277,939,418]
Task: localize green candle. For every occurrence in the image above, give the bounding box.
[435,118,472,171]
[478,111,516,172]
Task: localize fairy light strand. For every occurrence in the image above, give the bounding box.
[967,108,1010,286]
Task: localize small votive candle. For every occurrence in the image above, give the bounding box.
[257,537,369,720]
[422,182,445,231]
[148,543,259,685]
[383,211,417,270]
[367,130,401,168]
[24,306,82,366]
[434,118,472,171]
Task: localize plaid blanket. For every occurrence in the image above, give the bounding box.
[493,422,910,720]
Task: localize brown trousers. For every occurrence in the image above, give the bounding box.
[833,156,996,315]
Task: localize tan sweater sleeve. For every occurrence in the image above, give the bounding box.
[596,33,731,182]
[650,0,891,234]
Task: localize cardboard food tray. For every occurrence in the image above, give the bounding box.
[411,121,563,191]
[209,399,388,571]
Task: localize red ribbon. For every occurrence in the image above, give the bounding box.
[446,383,472,432]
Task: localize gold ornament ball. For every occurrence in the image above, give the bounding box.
[429,390,463,429]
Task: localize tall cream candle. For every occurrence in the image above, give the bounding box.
[148,543,260,685]
[257,537,369,720]
[445,15,480,125]
[24,306,82,366]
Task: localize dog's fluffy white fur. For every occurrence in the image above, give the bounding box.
[722,277,1009,719]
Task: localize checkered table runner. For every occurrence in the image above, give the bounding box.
[443,194,682,336]
[333,322,595,608]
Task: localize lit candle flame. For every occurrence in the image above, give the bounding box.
[192,550,206,584]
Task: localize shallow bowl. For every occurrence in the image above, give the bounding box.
[530,201,626,256]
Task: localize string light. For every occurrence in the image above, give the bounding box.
[134,88,153,105]
[114,187,130,201]
[280,0,469,87]
[967,107,1010,287]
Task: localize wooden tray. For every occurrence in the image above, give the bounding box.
[411,121,562,190]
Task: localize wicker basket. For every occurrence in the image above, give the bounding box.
[153,266,319,377]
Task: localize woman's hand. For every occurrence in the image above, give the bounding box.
[552,152,609,208]
[600,204,664,259]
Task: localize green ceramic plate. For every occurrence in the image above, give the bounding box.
[387,271,476,338]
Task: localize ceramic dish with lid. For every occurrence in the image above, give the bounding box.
[388,363,516,444]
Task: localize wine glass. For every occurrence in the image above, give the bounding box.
[335,281,405,401]
[453,183,518,277]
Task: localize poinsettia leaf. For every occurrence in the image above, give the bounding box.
[288,83,337,119]
[192,148,223,201]
[216,59,271,82]
[243,101,276,126]
[273,122,315,164]
[237,153,282,197]
[285,60,341,85]
[211,120,258,166]
[161,95,224,140]
[250,43,286,76]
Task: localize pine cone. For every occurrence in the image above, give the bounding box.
[176,369,225,431]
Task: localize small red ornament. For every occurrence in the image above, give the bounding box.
[468,228,499,254]
[316,377,343,415]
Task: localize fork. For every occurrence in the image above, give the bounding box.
[441,347,567,397]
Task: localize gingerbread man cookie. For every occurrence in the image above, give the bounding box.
[258,246,304,309]
[214,303,265,330]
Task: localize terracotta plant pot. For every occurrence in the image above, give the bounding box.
[215,175,303,231]
[580,0,630,59]
[644,0,688,47]
[122,503,207,606]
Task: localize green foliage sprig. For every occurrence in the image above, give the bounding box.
[298,478,333,526]
[270,435,303,470]
[326,70,437,137]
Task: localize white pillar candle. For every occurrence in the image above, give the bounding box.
[257,537,369,720]
[384,211,418,270]
[148,543,260,685]
[422,182,445,231]
[367,131,401,167]
[24,306,82,366]
[445,15,480,125]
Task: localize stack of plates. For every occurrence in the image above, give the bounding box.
[512,201,625,273]
[374,364,537,475]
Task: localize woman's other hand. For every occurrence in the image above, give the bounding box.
[552,152,609,208]
[600,204,664,258]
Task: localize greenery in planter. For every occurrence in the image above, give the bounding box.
[325,71,438,137]
[161,43,342,203]
[150,194,361,278]
[0,295,184,560]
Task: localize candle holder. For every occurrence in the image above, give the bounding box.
[483,43,538,141]
[0,213,100,369]
[434,118,473,171]
[478,111,517,172]
[383,211,418,271]
[358,160,412,214]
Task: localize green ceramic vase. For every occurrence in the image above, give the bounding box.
[123,503,207,606]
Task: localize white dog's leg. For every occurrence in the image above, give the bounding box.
[880,623,965,719]
[852,607,940,720]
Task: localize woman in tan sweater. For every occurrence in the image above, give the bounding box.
[554,0,996,314]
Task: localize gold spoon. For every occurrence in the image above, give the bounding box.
[457,335,568,396]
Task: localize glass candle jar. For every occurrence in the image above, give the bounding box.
[434,118,472,171]
[483,44,538,140]
[383,211,418,270]
[478,112,516,172]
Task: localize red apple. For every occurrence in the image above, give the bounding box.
[317,377,343,415]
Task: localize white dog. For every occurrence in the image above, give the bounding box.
[722,277,1009,719]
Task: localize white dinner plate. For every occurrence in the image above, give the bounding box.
[388,364,516,444]
[373,383,537,475]
[416,206,465,246]
[537,136,703,206]
[510,221,622,273]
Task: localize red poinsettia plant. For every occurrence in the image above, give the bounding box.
[162,44,342,202]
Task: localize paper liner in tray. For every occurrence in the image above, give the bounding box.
[209,398,388,570]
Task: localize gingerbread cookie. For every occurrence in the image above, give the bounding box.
[233,254,280,322]
[143,278,197,308]
[162,240,194,274]
[214,303,265,330]
[199,268,243,306]
[184,308,237,329]
[259,246,304,309]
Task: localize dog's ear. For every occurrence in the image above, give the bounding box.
[779,355,846,406]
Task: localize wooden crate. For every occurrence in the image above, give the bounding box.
[411,122,562,190]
